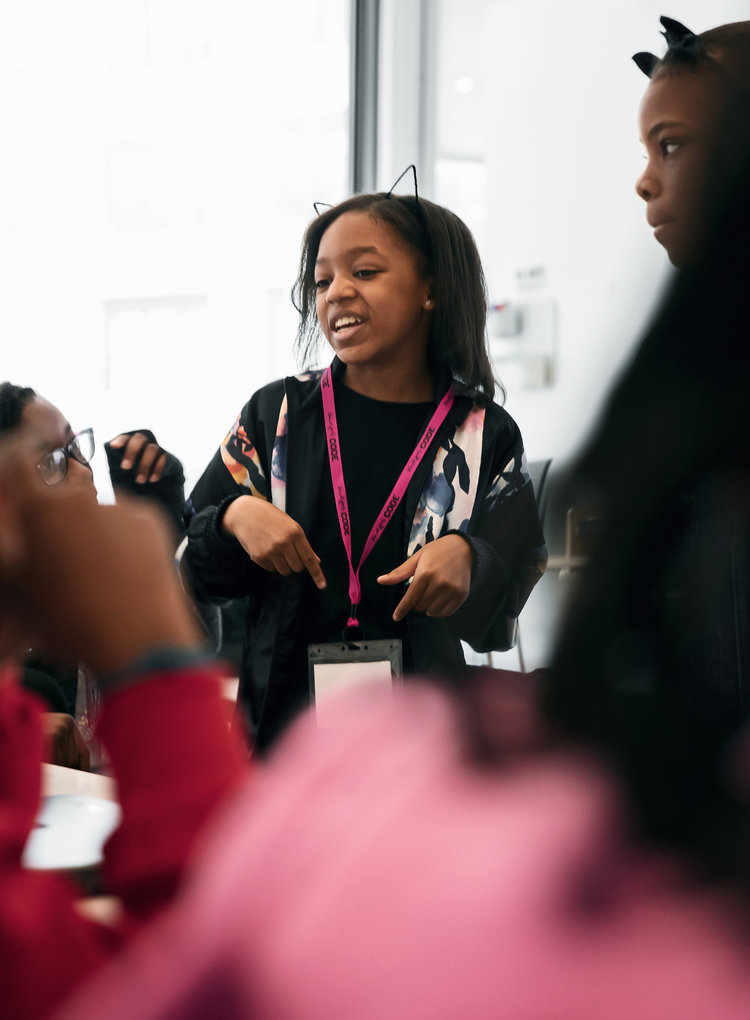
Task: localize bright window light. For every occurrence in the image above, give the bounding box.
[0,0,351,493]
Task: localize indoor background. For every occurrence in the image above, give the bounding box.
[2,0,746,501]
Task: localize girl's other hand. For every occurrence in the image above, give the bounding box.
[378,534,473,621]
[222,496,327,590]
[108,432,168,484]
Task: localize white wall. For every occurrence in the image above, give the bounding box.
[425,0,750,466]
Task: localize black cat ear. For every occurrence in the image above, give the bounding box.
[387,164,419,202]
[386,164,426,223]
[313,202,332,216]
[632,51,659,77]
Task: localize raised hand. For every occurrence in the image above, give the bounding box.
[107,431,168,484]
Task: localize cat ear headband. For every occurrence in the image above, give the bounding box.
[633,15,704,78]
[313,164,423,217]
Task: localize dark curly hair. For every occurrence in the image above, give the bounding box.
[292,192,500,404]
[0,381,36,434]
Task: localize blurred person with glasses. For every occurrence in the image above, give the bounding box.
[0,385,97,767]
[0,381,196,769]
[36,427,95,487]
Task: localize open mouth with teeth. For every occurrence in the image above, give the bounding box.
[333,315,365,333]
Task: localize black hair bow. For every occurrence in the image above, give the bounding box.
[632,15,703,78]
[659,15,700,55]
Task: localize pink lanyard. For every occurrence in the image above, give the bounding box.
[321,365,455,629]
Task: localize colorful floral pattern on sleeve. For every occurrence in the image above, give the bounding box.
[407,405,485,556]
[484,448,532,512]
[220,416,270,500]
[220,370,322,512]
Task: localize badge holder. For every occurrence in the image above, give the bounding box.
[308,635,402,728]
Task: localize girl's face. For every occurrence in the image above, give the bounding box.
[636,70,726,267]
[314,211,433,393]
[21,397,97,497]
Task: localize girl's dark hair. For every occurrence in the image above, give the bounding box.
[654,20,750,91]
[543,93,750,892]
[0,381,36,434]
[292,192,500,404]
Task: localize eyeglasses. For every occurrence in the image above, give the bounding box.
[37,428,95,486]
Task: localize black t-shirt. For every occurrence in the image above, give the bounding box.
[304,379,434,651]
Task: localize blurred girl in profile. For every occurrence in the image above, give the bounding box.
[629,16,750,727]
[634,16,750,267]
[184,174,546,751]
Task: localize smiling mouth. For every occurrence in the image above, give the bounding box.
[332,315,365,333]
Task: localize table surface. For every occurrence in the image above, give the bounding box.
[39,673,238,802]
[41,762,118,802]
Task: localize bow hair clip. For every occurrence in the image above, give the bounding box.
[632,15,704,78]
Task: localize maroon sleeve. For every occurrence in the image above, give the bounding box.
[0,666,249,1020]
[0,677,119,1020]
[98,666,249,921]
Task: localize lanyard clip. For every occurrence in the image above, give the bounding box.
[342,604,363,645]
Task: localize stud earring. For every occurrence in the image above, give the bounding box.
[424,297,433,309]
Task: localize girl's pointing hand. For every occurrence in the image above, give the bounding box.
[222,495,327,590]
[378,534,472,621]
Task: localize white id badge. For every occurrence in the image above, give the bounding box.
[308,639,402,728]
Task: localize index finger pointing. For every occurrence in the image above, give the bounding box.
[392,574,426,622]
[377,548,422,586]
[296,537,327,590]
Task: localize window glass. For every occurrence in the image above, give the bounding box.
[0,0,350,490]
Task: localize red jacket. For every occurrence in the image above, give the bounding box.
[0,665,247,1020]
